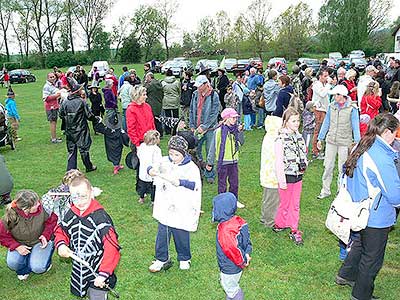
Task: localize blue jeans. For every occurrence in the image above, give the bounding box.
[250,113,256,126]
[257,108,265,127]
[243,115,252,130]
[155,223,191,262]
[7,241,54,275]
[197,130,214,164]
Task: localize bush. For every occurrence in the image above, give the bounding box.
[45,51,94,69]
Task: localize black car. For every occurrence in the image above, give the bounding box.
[9,69,36,84]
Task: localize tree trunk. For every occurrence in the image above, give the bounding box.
[164,34,169,60]
[87,33,91,52]
[44,0,55,52]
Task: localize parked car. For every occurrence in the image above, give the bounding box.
[161,60,174,74]
[350,50,365,58]
[350,57,367,72]
[88,61,109,80]
[231,59,250,75]
[329,52,342,60]
[173,57,186,61]
[224,58,238,72]
[8,69,36,84]
[147,60,162,73]
[297,58,320,75]
[168,60,193,77]
[335,58,351,70]
[249,57,263,70]
[267,57,287,72]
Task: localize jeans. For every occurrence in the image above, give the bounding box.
[7,241,54,275]
[257,108,265,127]
[197,130,214,164]
[155,223,191,262]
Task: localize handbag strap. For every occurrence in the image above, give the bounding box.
[362,151,386,207]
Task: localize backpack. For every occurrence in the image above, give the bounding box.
[288,92,304,114]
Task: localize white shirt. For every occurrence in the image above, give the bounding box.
[312,80,331,112]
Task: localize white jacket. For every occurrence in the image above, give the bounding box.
[137,143,162,182]
[152,156,202,232]
[312,81,331,112]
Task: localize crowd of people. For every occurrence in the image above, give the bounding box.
[0,55,400,300]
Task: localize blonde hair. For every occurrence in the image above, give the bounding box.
[282,107,300,128]
[364,81,379,96]
[4,190,40,228]
[62,169,85,185]
[69,176,92,190]
[144,130,160,145]
[130,85,147,103]
[304,67,313,77]
[388,81,400,98]
[345,69,357,80]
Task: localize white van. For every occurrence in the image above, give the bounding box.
[89,61,109,80]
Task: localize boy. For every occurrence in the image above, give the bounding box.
[4,88,21,142]
[55,176,120,300]
[212,192,252,300]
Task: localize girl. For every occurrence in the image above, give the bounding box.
[103,79,117,116]
[360,81,382,136]
[224,85,239,111]
[88,84,104,134]
[0,190,57,280]
[242,87,254,131]
[136,130,162,204]
[273,107,308,245]
[387,81,400,113]
[148,135,201,272]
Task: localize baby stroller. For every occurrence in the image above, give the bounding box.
[0,103,15,150]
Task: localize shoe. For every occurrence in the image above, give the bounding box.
[237,201,245,209]
[350,296,380,300]
[17,274,29,281]
[51,138,63,144]
[16,137,22,141]
[86,165,97,173]
[335,275,355,287]
[317,153,325,160]
[118,165,124,171]
[257,125,263,129]
[113,166,119,175]
[179,260,191,270]
[272,225,286,233]
[289,230,304,245]
[149,259,173,272]
[317,192,331,199]
[46,263,52,273]
[138,198,144,204]
[311,153,318,160]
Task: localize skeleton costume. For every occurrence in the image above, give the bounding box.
[55,200,120,298]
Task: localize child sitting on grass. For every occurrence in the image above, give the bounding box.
[55,176,121,300]
[212,192,252,300]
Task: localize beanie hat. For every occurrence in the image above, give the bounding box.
[7,88,15,97]
[168,135,188,156]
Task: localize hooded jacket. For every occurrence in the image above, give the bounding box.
[273,85,294,117]
[162,76,181,109]
[145,79,164,115]
[5,98,20,120]
[189,89,220,131]
[212,192,252,275]
[263,79,280,112]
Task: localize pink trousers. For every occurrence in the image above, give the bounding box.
[274,180,302,231]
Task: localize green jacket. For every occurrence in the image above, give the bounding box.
[207,126,244,165]
[162,76,181,109]
[145,79,164,116]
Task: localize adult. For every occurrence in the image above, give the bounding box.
[232,74,246,117]
[118,75,133,131]
[311,69,332,159]
[316,84,360,199]
[342,69,357,102]
[263,70,280,116]
[78,69,89,94]
[0,190,57,281]
[273,75,293,117]
[104,68,118,97]
[337,67,346,83]
[126,85,155,148]
[301,67,314,102]
[391,59,400,84]
[291,66,302,97]
[118,66,129,90]
[91,66,100,86]
[359,81,382,136]
[216,68,230,110]
[161,69,181,135]
[180,71,195,125]
[246,67,262,92]
[129,69,141,86]
[59,78,97,172]
[335,113,400,300]
[357,65,378,107]
[189,75,220,182]
[42,72,63,143]
[385,57,396,81]
[0,154,13,206]
[143,63,151,82]
[375,70,391,112]
[102,79,117,116]
[144,72,164,136]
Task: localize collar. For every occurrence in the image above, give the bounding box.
[14,204,43,218]
[168,154,192,166]
[71,199,104,217]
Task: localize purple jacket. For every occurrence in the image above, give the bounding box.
[103,88,117,109]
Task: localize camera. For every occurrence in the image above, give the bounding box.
[298,161,307,172]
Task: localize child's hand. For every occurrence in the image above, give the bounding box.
[316,140,322,150]
[244,254,251,267]
[16,245,31,256]
[238,124,244,131]
[94,276,106,288]
[279,183,287,190]
[148,168,159,177]
[39,235,48,248]
[205,164,213,171]
[58,244,73,258]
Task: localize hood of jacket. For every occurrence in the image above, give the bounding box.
[281,85,294,94]
[264,79,278,93]
[264,115,282,135]
[212,192,237,223]
[163,76,176,84]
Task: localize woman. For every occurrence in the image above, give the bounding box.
[342,69,357,102]
[301,67,313,102]
[0,190,57,280]
[359,81,382,136]
[273,75,294,117]
[162,69,181,135]
[335,113,400,300]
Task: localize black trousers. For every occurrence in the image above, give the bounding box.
[338,226,390,300]
[67,143,94,171]
[136,178,155,202]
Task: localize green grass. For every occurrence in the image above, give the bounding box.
[0,65,399,300]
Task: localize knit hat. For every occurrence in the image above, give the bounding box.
[221,108,239,120]
[168,135,188,156]
[7,88,15,97]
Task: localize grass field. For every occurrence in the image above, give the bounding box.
[0,65,399,300]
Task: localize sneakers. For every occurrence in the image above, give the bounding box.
[237,201,245,209]
[113,165,124,175]
[17,274,29,281]
[138,198,145,204]
[317,153,325,160]
[317,192,331,199]
[16,137,22,142]
[179,260,191,270]
[289,230,304,245]
[335,275,355,287]
[272,225,286,233]
[86,165,97,173]
[148,259,173,273]
[46,263,52,273]
[51,138,63,144]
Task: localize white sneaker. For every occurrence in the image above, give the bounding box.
[17,274,29,281]
[46,263,52,273]
[179,260,191,270]
[148,260,171,272]
[237,201,245,209]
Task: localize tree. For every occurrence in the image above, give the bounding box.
[65,0,75,53]
[118,33,141,63]
[12,2,31,58]
[194,16,217,54]
[227,15,248,56]
[29,0,49,67]
[368,0,393,35]
[244,0,272,59]
[91,28,111,60]
[156,0,177,60]
[110,16,129,58]
[182,32,195,52]
[0,0,12,61]
[274,2,314,59]
[43,0,64,53]
[215,10,231,48]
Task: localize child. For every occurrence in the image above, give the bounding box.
[103,79,117,117]
[148,135,201,272]
[224,85,239,110]
[55,176,121,299]
[359,81,382,136]
[207,108,245,208]
[260,115,282,227]
[212,192,252,300]
[242,88,254,131]
[0,154,13,206]
[273,107,308,245]
[301,101,315,154]
[0,190,57,280]
[4,88,21,142]
[94,110,129,174]
[136,130,162,204]
[88,84,105,120]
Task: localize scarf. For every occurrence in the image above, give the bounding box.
[196,84,213,128]
[218,124,240,171]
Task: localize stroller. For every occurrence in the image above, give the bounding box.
[0,103,15,150]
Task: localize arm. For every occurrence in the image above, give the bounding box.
[274,138,286,188]
[273,91,284,116]
[98,228,121,278]
[0,220,21,250]
[313,81,331,98]
[238,223,252,264]
[189,93,196,129]
[351,108,361,143]
[201,93,220,131]
[206,130,217,165]
[41,212,58,241]
[126,108,140,146]
[317,106,331,141]
[237,131,245,146]
[54,224,70,249]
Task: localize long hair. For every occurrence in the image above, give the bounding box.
[364,81,379,96]
[388,81,400,98]
[282,107,300,129]
[345,113,399,177]
[4,190,39,228]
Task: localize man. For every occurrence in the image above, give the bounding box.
[357,65,378,107]
[232,74,245,118]
[118,66,129,90]
[189,75,220,183]
[311,69,332,159]
[42,72,63,143]
[143,63,151,82]
[216,68,230,110]
[391,59,400,83]
[144,72,164,136]
[246,67,262,91]
[59,78,97,172]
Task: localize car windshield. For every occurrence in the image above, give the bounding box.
[352,59,365,64]
[305,59,318,64]
[238,59,249,64]
[206,60,218,68]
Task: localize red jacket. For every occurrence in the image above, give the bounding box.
[360,94,382,136]
[342,80,357,101]
[126,101,155,146]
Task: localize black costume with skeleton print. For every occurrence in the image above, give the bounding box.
[60,207,119,297]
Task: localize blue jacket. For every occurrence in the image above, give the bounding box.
[189,90,220,131]
[263,79,280,112]
[242,94,254,115]
[273,85,294,117]
[246,74,262,91]
[212,192,252,274]
[346,137,400,228]
[5,98,20,120]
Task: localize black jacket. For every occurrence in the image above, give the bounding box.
[180,79,195,107]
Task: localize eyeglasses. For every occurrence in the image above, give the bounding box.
[70,193,89,204]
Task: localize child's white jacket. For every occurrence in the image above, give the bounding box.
[152,155,202,232]
[137,143,162,182]
[260,116,282,188]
